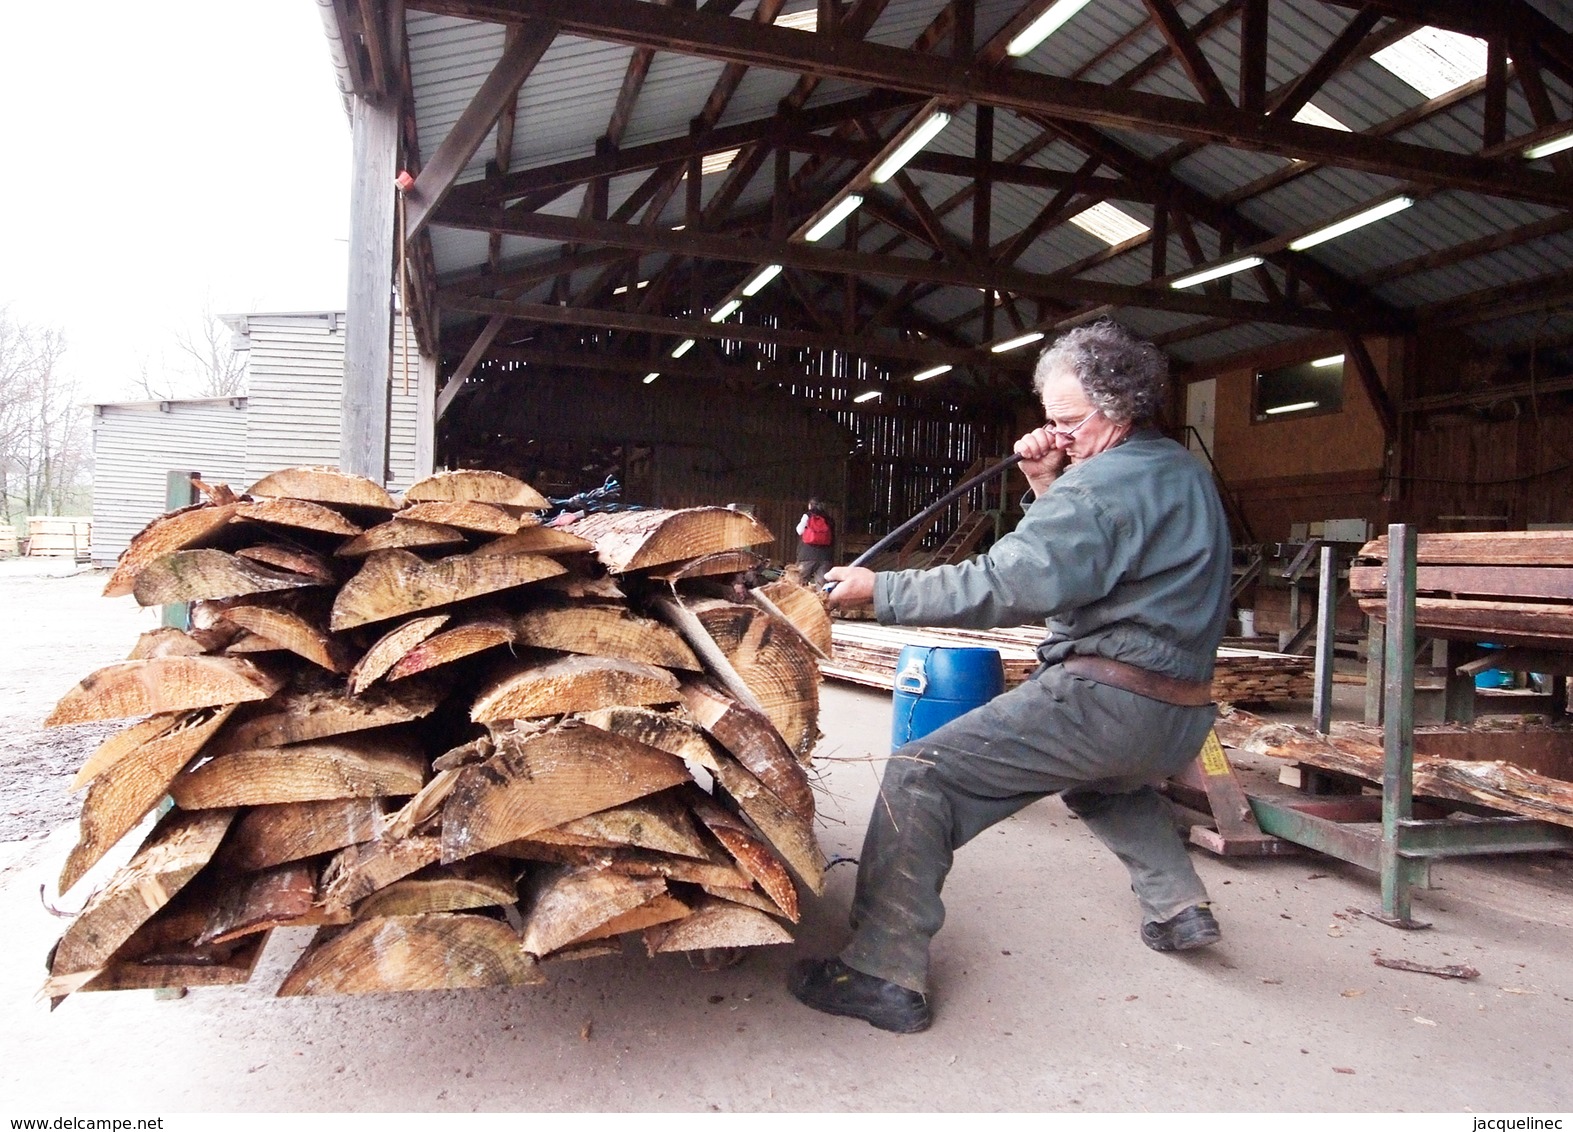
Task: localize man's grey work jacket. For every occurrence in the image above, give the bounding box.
[872,428,1233,684]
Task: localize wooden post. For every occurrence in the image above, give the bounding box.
[162,471,201,631]
[342,92,399,483]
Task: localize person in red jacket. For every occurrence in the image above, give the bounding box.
[795,498,835,585]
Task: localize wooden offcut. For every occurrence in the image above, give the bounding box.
[235,544,338,584]
[520,866,667,956]
[169,732,426,808]
[218,605,349,673]
[513,602,700,670]
[102,502,239,597]
[196,861,319,945]
[397,500,527,535]
[570,507,773,573]
[331,547,565,629]
[352,859,518,919]
[335,519,468,558]
[50,807,236,978]
[440,723,690,862]
[246,466,395,510]
[688,791,799,922]
[233,498,363,536]
[60,704,236,894]
[403,468,549,510]
[206,678,444,754]
[218,797,388,871]
[686,597,820,758]
[385,613,517,680]
[754,578,833,658]
[470,655,681,723]
[535,792,709,858]
[276,914,543,995]
[472,526,595,557]
[708,754,825,895]
[348,614,451,694]
[678,680,814,823]
[642,897,793,955]
[45,656,282,727]
[320,835,445,910]
[131,549,322,606]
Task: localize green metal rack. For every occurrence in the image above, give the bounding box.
[1242,524,1573,928]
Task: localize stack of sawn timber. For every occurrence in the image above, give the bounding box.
[824,623,1312,703]
[43,466,830,1002]
[1351,530,1573,648]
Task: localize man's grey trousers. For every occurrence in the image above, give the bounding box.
[842,664,1217,993]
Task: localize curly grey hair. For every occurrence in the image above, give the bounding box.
[1032,319,1168,426]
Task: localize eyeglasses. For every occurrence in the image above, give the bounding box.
[1047,409,1099,440]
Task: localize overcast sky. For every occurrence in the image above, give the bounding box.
[0,3,351,403]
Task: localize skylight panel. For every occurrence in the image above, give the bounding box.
[774,8,818,32]
[700,148,740,176]
[1292,102,1351,131]
[1067,201,1150,246]
[1371,26,1488,99]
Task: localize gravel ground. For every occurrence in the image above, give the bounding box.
[0,559,157,843]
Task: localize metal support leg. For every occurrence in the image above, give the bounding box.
[1552,675,1568,721]
[1379,524,1429,929]
[1312,544,1337,734]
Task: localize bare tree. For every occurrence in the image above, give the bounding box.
[0,306,87,522]
[173,294,246,397]
[126,295,248,401]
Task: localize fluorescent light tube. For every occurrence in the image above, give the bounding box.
[804,194,864,242]
[1007,0,1096,57]
[671,339,696,358]
[990,331,1045,353]
[912,364,952,382]
[1170,256,1263,289]
[871,111,953,184]
[1265,401,1319,415]
[1289,196,1414,251]
[1526,130,1573,160]
[742,264,782,296]
[709,299,741,322]
[1312,354,1345,368]
[853,390,882,403]
[642,372,660,384]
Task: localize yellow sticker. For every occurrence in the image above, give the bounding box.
[1199,730,1231,777]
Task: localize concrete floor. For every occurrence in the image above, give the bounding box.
[1,563,1570,1112]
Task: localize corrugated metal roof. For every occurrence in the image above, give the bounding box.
[393,0,1573,378]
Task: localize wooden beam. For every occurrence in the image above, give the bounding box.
[1417,268,1573,329]
[406,0,1573,207]
[1356,212,1573,288]
[1267,7,1382,122]
[1140,0,1231,107]
[436,205,1365,329]
[342,91,400,481]
[405,20,558,238]
[435,316,507,420]
[446,89,921,210]
[1238,0,1268,115]
[1343,333,1397,442]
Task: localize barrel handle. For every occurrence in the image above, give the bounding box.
[895,652,929,695]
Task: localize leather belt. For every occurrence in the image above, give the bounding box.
[1060,655,1213,707]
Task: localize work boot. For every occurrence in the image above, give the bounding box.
[787,957,932,1033]
[1140,903,1221,952]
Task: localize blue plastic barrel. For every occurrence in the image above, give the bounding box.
[891,645,1006,750]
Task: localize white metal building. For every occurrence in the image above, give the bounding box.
[90,310,426,567]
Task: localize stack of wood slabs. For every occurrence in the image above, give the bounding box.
[1216,708,1573,830]
[1351,531,1573,650]
[27,516,91,558]
[824,623,1312,703]
[44,467,828,1002]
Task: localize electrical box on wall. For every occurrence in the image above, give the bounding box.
[1321,518,1371,543]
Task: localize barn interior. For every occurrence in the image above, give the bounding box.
[318,0,1573,565]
